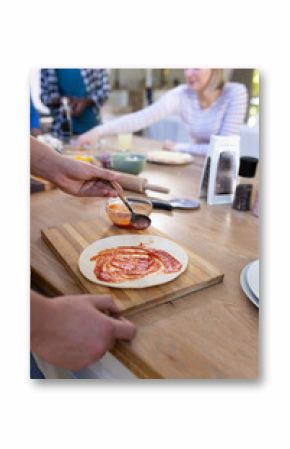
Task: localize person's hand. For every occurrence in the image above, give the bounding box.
[53,156,119,197]
[31,136,118,197]
[31,293,137,371]
[76,127,102,149]
[162,140,176,151]
[69,97,93,117]
[30,128,42,138]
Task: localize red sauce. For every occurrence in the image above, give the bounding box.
[106,202,151,228]
[90,243,182,283]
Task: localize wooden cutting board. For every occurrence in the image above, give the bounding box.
[31,176,56,193]
[41,221,223,315]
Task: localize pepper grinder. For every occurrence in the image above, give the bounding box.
[233,156,258,211]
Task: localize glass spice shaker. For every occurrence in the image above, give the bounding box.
[233,156,258,211]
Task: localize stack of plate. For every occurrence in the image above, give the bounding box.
[240,260,259,308]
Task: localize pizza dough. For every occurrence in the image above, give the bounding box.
[146,150,194,165]
[79,235,188,289]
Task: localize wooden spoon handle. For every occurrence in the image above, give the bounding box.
[110,181,134,215]
[110,180,124,197]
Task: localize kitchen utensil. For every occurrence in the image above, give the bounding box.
[240,264,259,308]
[42,222,224,314]
[60,97,73,143]
[110,181,151,230]
[246,259,259,298]
[199,135,240,205]
[147,198,201,211]
[114,171,170,194]
[79,234,188,288]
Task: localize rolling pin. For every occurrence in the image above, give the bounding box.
[114,171,170,194]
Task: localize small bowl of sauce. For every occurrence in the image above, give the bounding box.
[106,197,152,228]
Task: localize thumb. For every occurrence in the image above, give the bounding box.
[88,295,120,315]
[111,317,137,341]
[76,134,91,148]
[76,129,99,147]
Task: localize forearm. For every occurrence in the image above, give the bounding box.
[30,291,54,352]
[97,91,179,137]
[30,136,63,182]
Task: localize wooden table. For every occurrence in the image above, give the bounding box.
[31,136,259,379]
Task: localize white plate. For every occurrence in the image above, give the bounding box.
[79,234,188,289]
[246,259,259,299]
[240,264,259,308]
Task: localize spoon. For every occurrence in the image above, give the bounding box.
[110,181,151,230]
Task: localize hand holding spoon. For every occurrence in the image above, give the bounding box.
[110,181,151,230]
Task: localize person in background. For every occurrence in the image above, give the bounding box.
[41,69,110,140]
[30,95,42,137]
[78,69,248,156]
[30,137,136,377]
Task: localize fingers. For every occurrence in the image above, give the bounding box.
[112,316,137,341]
[89,294,120,315]
[89,295,136,341]
[76,137,90,148]
[76,129,99,148]
[110,180,124,196]
[78,180,118,197]
[90,166,119,182]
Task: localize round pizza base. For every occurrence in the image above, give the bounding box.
[146,150,194,165]
[79,234,188,289]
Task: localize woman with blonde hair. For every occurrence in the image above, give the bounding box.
[78,69,248,156]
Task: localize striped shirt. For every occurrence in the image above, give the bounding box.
[97,82,248,155]
[41,69,110,138]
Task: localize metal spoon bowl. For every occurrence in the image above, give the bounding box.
[110,181,151,230]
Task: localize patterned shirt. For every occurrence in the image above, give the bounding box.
[97,82,248,155]
[30,96,40,130]
[41,69,110,138]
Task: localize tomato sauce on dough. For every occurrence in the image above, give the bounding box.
[90,243,182,283]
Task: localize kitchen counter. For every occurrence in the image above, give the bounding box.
[31,136,259,379]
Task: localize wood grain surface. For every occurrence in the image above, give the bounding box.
[42,221,223,314]
[31,136,259,379]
